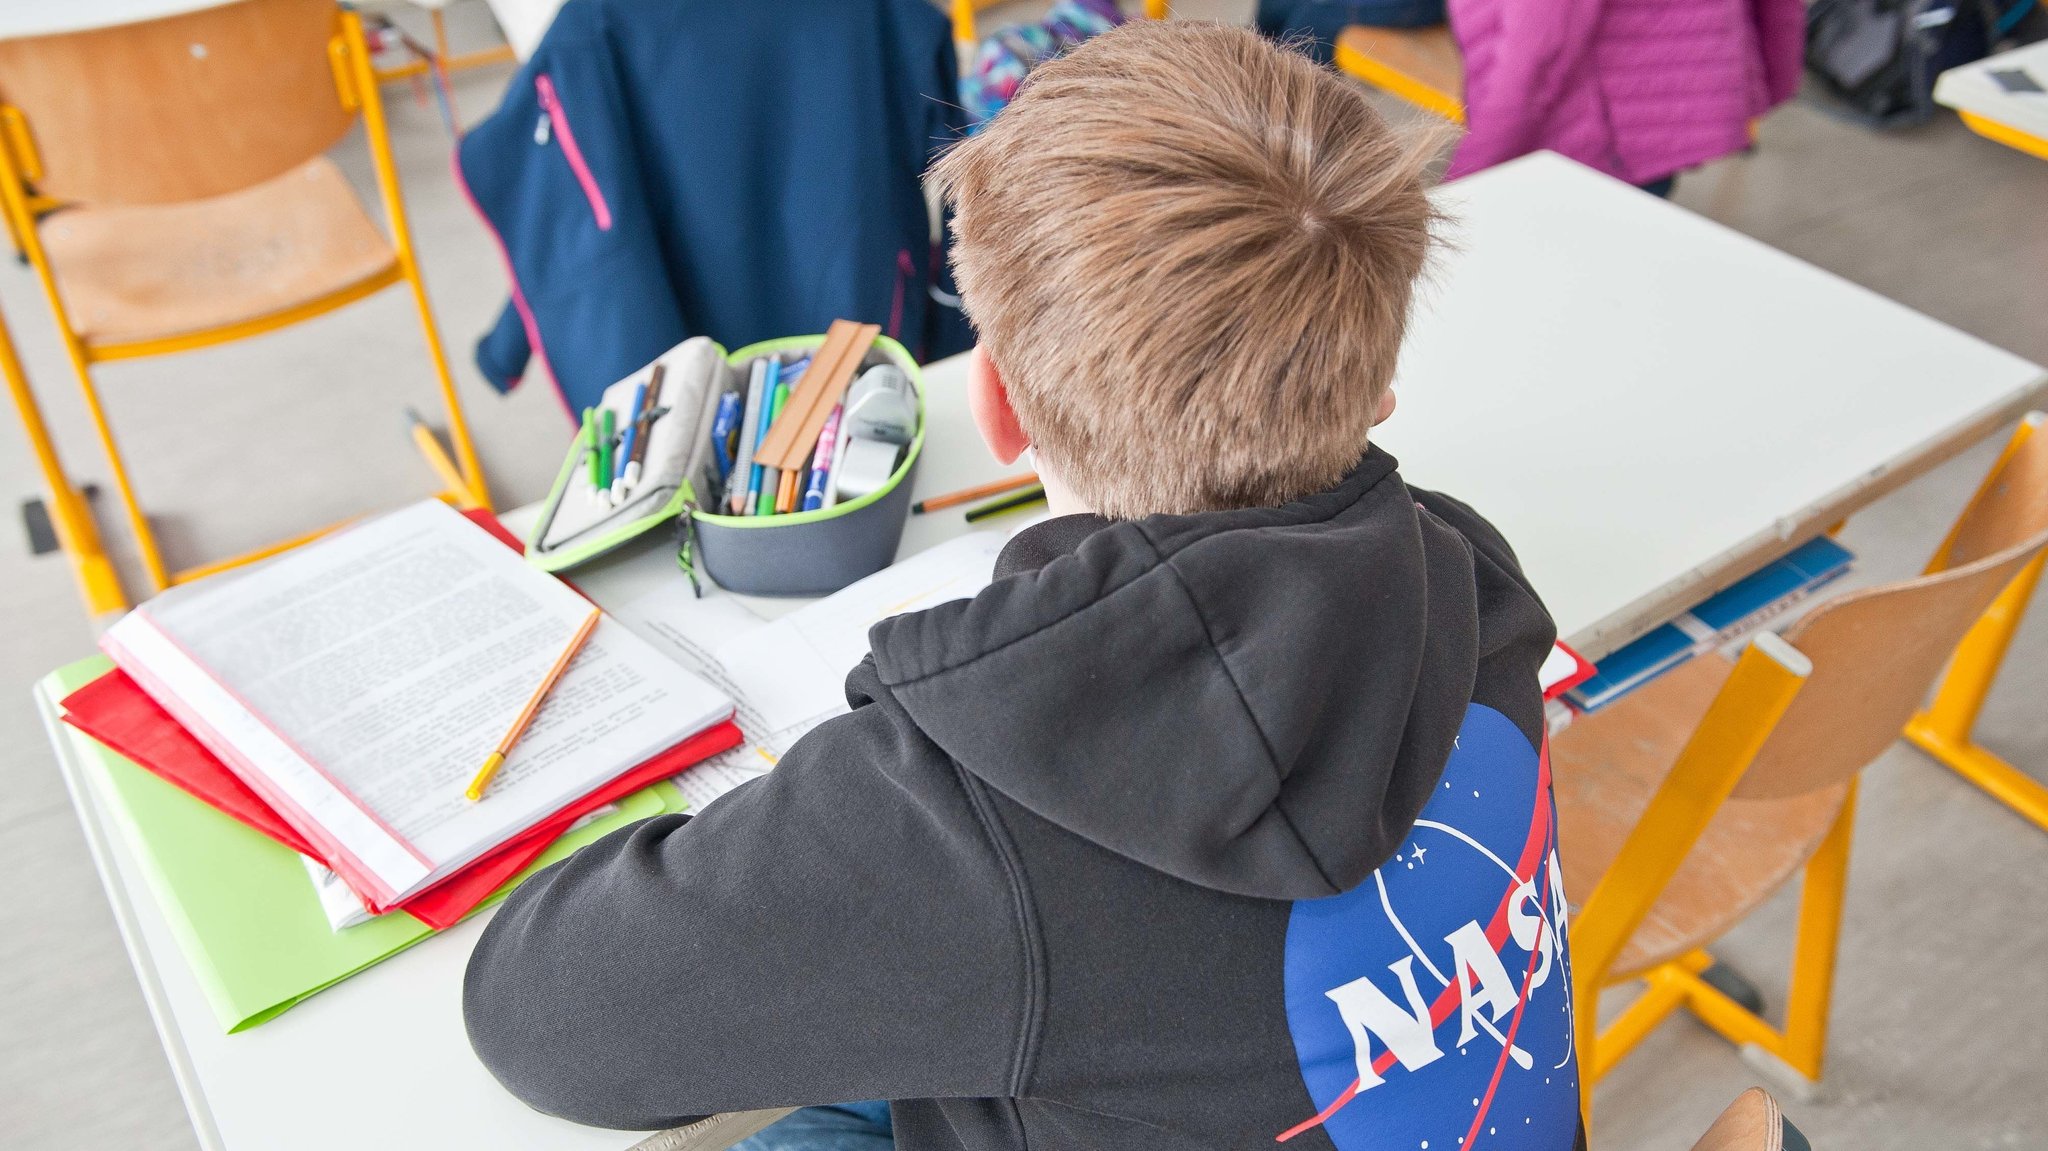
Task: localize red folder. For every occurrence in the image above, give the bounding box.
[61,507,741,930]
[61,668,740,929]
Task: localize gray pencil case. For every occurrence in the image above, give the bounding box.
[682,334,925,597]
[526,334,925,599]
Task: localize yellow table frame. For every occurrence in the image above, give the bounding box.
[1957,109,2048,163]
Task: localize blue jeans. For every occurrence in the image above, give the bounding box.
[731,1102,893,1151]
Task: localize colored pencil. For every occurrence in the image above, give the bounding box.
[622,362,665,490]
[729,361,767,514]
[962,484,1047,523]
[464,607,602,802]
[914,473,1040,514]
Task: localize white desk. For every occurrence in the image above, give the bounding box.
[482,0,560,59]
[1934,40,2048,159]
[1381,152,2045,656]
[0,1,238,40]
[32,153,2048,1151]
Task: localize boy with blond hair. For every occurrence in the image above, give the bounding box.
[467,21,1579,1151]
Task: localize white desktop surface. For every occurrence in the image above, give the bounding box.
[0,0,238,40]
[0,0,478,41]
[1378,152,2044,656]
[33,153,2047,1151]
[1935,40,2048,143]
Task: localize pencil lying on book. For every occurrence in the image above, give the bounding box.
[464,607,602,802]
[914,473,1040,514]
[963,484,1047,523]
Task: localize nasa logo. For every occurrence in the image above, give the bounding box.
[1278,704,1578,1150]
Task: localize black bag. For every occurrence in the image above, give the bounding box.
[1806,0,2045,128]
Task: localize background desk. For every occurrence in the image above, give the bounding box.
[1935,41,2048,161]
[0,1,237,40]
[34,153,2048,1151]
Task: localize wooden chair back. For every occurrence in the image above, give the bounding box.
[1932,413,2048,571]
[1731,425,2048,801]
[0,0,353,206]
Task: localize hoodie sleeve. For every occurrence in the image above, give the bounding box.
[462,672,1032,1130]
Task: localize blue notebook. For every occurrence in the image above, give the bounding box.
[1567,536,1854,712]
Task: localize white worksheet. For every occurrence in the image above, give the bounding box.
[103,500,731,909]
[610,531,1007,809]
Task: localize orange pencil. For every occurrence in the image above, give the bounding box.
[912,473,1040,515]
[775,468,801,514]
[464,607,602,802]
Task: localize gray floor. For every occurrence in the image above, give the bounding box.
[4,3,2047,1148]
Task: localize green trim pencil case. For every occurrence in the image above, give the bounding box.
[683,333,925,596]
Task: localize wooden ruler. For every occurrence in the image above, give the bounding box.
[754,319,880,472]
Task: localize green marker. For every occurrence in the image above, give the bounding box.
[755,381,789,516]
[597,408,615,501]
[582,408,600,490]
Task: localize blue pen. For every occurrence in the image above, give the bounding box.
[610,381,647,500]
[708,391,742,483]
[744,359,781,515]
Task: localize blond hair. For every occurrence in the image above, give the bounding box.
[931,21,1444,518]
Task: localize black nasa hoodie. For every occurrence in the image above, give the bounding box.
[465,446,1584,1151]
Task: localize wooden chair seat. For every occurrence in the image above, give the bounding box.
[37,155,396,349]
[1552,654,1849,980]
[1334,25,1465,120]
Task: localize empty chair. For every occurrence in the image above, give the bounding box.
[1554,415,2048,1120]
[0,0,487,614]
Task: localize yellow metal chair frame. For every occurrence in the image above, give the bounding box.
[1333,25,1466,123]
[1566,636,1819,1125]
[0,300,127,609]
[1563,416,2048,1133]
[371,1,517,85]
[951,0,1169,63]
[1904,413,2048,831]
[0,8,487,615]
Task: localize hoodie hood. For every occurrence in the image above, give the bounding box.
[869,446,1554,901]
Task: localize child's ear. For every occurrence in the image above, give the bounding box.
[968,344,1032,465]
[1373,386,1398,427]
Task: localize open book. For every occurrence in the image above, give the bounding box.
[102,500,733,913]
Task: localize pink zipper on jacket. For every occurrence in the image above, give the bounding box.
[534,73,613,231]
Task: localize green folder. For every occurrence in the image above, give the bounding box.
[43,656,687,1033]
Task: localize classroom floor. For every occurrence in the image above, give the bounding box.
[4,3,2047,1148]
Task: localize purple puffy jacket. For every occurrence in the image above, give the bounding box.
[1446,0,1806,184]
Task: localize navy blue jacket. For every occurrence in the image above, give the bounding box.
[458,0,970,413]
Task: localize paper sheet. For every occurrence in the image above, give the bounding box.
[712,530,1006,753]
[303,802,623,932]
[106,501,731,908]
[609,531,1007,810]
[608,583,785,809]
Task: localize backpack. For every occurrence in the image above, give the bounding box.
[1806,0,2046,128]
